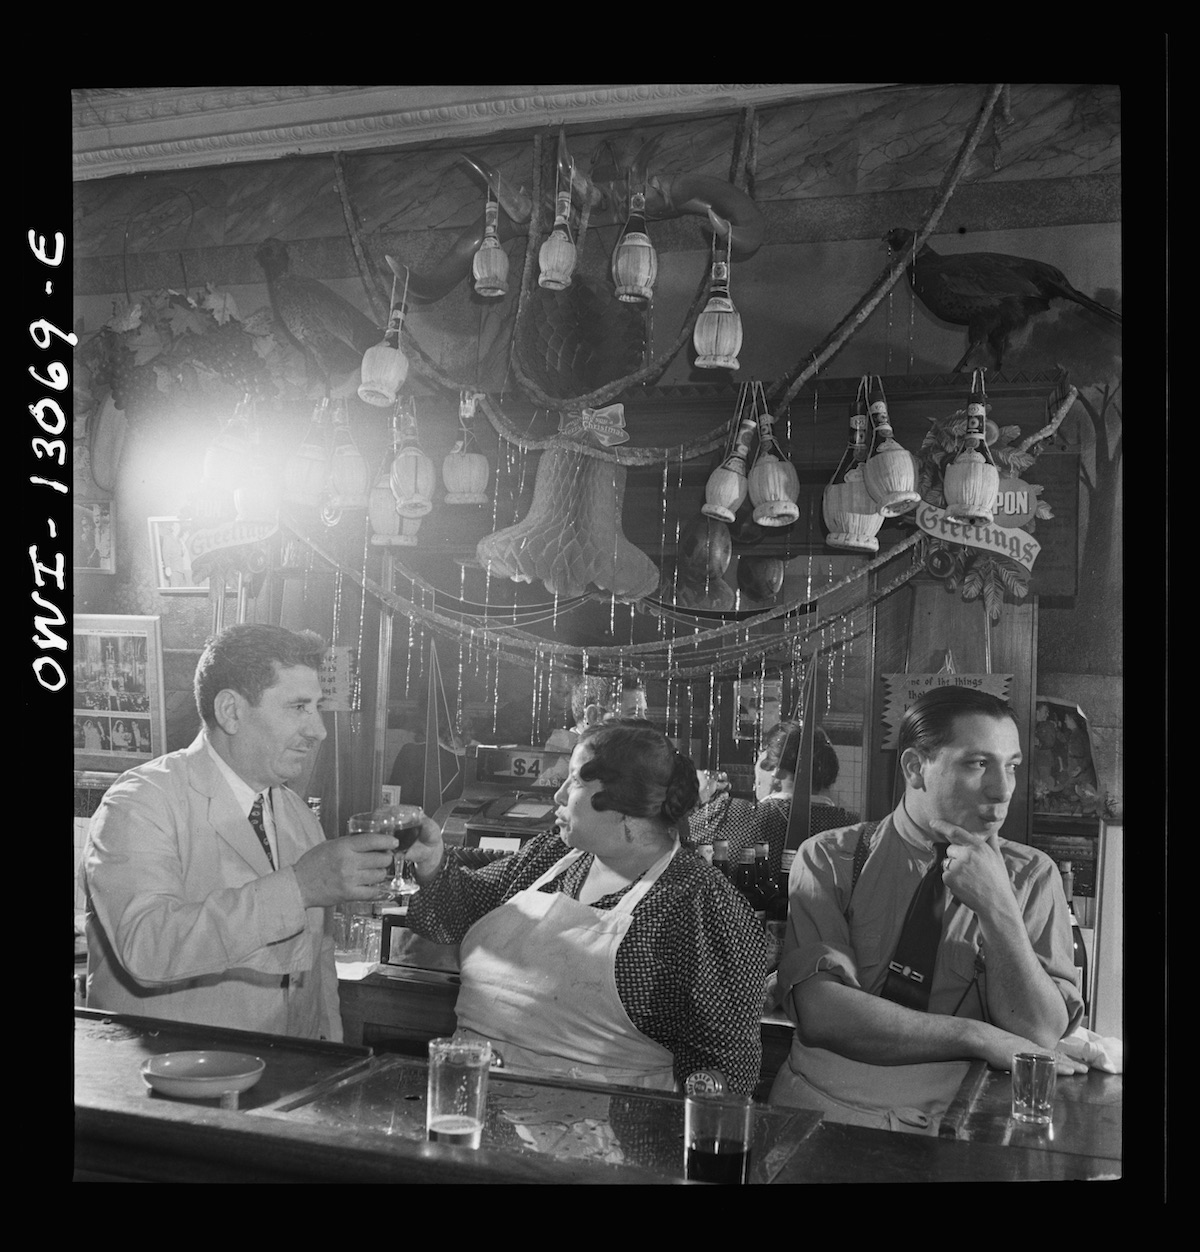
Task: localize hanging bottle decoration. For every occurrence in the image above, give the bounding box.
[822,384,883,553]
[943,369,1000,525]
[747,384,800,527]
[322,398,370,526]
[368,407,403,542]
[862,375,920,516]
[358,267,410,407]
[692,227,742,369]
[701,389,757,522]
[389,398,435,518]
[538,168,577,291]
[442,391,491,504]
[611,188,657,302]
[472,190,509,298]
[284,397,333,507]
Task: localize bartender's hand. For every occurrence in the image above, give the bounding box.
[932,819,1019,923]
[293,832,399,908]
[974,1022,1089,1077]
[400,813,446,885]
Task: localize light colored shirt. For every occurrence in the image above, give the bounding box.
[778,802,1084,1028]
[205,738,279,868]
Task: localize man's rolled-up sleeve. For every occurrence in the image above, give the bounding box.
[776,835,862,1009]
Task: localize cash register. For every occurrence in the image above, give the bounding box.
[381,743,571,972]
[430,744,571,852]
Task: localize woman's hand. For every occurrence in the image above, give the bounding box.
[696,770,730,805]
[401,813,446,884]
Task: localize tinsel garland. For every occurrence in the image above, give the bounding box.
[284,518,921,678]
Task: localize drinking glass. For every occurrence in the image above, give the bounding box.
[426,1035,492,1149]
[347,807,423,901]
[380,803,425,901]
[1011,1051,1057,1125]
[684,1091,754,1184]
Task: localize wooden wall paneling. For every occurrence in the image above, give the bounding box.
[865,577,1037,841]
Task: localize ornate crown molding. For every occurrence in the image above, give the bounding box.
[72,84,896,181]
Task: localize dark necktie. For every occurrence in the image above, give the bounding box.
[880,843,948,1012]
[248,792,275,870]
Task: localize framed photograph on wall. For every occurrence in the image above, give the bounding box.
[74,499,116,574]
[147,515,208,593]
[73,615,166,773]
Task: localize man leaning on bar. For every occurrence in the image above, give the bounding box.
[79,624,400,1040]
[769,686,1087,1133]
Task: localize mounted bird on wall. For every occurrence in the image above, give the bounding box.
[255,237,381,396]
[884,228,1122,374]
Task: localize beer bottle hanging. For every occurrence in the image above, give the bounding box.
[472,189,509,298]
[702,388,757,522]
[943,369,1000,525]
[747,384,799,527]
[359,266,410,407]
[692,226,742,369]
[611,188,657,302]
[822,383,883,553]
[861,375,920,516]
[538,175,577,291]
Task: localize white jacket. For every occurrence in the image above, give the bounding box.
[80,733,342,1040]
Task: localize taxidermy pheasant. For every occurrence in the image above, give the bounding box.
[255,237,381,393]
[884,228,1122,373]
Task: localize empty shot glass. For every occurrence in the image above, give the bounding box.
[1011,1051,1057,1125]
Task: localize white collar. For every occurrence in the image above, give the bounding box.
[893,795,940,856]
[205,737,265,815]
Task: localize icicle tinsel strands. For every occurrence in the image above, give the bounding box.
[284,519,921,672]
[289,540,916,685]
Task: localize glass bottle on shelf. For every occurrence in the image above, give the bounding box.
[712,839,734,882]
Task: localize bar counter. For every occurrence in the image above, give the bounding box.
[74,1008,1121,1184]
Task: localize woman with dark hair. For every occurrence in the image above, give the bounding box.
[402,722,768,1094]
[686,722,859,875]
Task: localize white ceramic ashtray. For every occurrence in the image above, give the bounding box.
[142,1051,266,1107]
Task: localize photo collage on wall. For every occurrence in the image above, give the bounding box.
[73,617,165,770]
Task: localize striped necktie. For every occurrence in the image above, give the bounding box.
[248,792,275,869]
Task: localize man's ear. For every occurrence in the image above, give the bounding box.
[899,746,926,790]
[212,688,243,735]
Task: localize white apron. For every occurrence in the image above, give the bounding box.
[769,1037,969,1135]
[453,845,678,1091]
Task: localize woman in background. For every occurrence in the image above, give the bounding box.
[686,723,859,875]
[402,722,768,1095]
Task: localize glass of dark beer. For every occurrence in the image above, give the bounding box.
[381,803,424,900]
[684,1091,754,1184]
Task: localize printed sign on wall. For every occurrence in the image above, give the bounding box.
[880,672,1013,750]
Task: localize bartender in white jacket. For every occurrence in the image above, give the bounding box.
[80,624,399,1039]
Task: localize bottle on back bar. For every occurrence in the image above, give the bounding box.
[763,848,794,972]
[712,839,734,882]
[734,848,767,923]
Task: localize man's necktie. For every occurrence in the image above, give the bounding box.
[880,843,948,1012]
[248,792,275,870]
